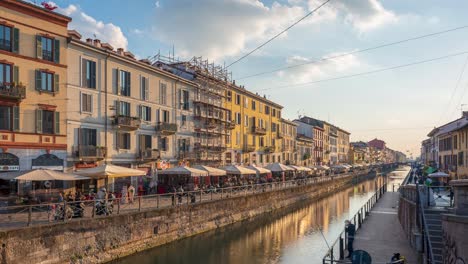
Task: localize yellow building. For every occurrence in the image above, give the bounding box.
[280,119,297,165]
[454,125,468,179]
[337,128,350,163]
[0,1,70,171]
[224,87,283,166]
[322,123,330,165]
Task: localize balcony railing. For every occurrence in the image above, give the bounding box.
[243,145,256,152]
[226,121,236,130]
[114,116,141,131]
[251,126,267,135]
[0,83,26,100]
[263,146,275,153]
[179,152,197,160]
[73,145,106,160]
[277,131,284,139]
[155,122,177,135]
[139,149,160,160]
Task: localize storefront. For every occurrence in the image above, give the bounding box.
[0,153,20,196]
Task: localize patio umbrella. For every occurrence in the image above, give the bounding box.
[425,166,437,174]
[428,171,449,178]
[264,163,294,172]
[221,165,256,175]
[158,166,208,177]
[75,164,146,179]
[0,169,90,181]
[289,165,306,171]
[245,165,271,174]
[192,165,226,176]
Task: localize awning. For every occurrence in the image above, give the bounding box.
[75,164,146,179]
[221,165,256,175]
[428,171,449,178]
[264,163,294,172]
[158,166,208,177]
[289,165,311,171]
[192,165,226,176]
[245,165,271,174]
[0,169,90,181]
[425,167,437,174]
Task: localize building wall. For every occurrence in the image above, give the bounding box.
[337,129,350,163]
[0,1,70,171]
[280,119,297,165]
[323,123,330,165]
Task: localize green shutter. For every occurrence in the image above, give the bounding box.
[12,106,19,131]
[54,112,60,134]
[115,100,120,116]
[13,66,19,84]
[12,28,19,53]
[36,109,43,133]
[36,35,42,59]
[54,74,59,92]
[53,39,60,64]
[35,70,42,90]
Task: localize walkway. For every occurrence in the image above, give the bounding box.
[353,191,418,263]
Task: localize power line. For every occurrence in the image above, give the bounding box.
[237,25,468,80]
[226,0,332,68]
[254,50,468,92]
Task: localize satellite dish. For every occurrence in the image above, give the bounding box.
[351,250,372,264]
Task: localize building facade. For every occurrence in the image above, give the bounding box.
[296,134,314,167]
[280,119,297,165]
[313,126,324,165]
[337,128,350,163]
[0,1,70,172]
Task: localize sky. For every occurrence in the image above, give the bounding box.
[41,0,468,158]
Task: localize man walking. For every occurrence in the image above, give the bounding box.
[345,220,356,258]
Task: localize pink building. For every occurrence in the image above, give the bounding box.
[368,138,386,150]
[313,126,324,165]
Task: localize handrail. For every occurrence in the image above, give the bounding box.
[416,183,436,264]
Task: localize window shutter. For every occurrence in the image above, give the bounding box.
[53,39,60,64]
[81,58,86,87]
[54,112,60,134]
[36,35,42,59]
[126,72,131,96]
[156,109,160,123]
[80,92,83,112]
[137,105,142,119]
[115,100,120,116]
[54,74,59,92]
[35,70,42,90]
[91,61,96,88]
[12,28,19,53]
[113,68,119,94]
[148,107,151,121]
[12,106,19,131]
[87,94,92,112]
[145,78,149,101]
[186,139,190,151]
[178,89,182,109]
[36,109,43,133]
[13,66,19,84]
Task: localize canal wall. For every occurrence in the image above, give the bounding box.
[0,171,386,264]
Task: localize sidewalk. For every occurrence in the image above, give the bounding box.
[353,192,418,263]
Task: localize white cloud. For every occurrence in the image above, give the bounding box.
[278,52,363,83]
[57,4,128,50]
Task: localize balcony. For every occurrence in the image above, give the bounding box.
[114,116,141,131]
[263,146,275,153]
[155,122,177,135]
[179,152,197,160]
[73,146,106,160]
[139,149,160,160]
[0,83,26,101]
[226,121,236,130]
[251,126,267,135]
[243,145,256,152]
[277,131,284,139]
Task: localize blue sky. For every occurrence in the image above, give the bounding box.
[48,0,468,157]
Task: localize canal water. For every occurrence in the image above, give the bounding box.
[114,167,409,264]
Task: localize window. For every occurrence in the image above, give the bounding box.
[81,93,92,112]
[236,112,241,125]
[235,94,241,105]
[244,115,249,126]
[272,139,276,147]
[260,137,264,147]
[35,71,58,92]
[181,115,187,126]
[181,90,189,110]
[139,105,151,121]
[139,134,152,150]
[119,70,131,96]
[273,108,276,117]
[226,110,232,122]
[259,103,263,113]
[160,83,167,105]
[36,36,59,63]
[236,132,240,145]
[79,128,97,146]
[0,105,18,131]
[226,134,231,144]
[82,59,96,89]
[35,109,59,134]
[259,119,264,128]
[159,137,168,151]
[117,101,130,116]
[265,106,270,115]
[140,76,148,100]
[0,63,12,84]
[0,25,18,52]
[179,138,190,152]
[42,110,54,134]
[162,110,170,123]
[252,100,256,110]
[226,91,232,102]
[271,123,277,132]
[117,132,131,149]
[244,97,248,108]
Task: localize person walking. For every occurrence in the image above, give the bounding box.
[128,184,136,204]
[345,220,356,258]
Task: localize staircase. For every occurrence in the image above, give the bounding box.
[424,209,446,264]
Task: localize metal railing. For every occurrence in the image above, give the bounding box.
[155,122,177,134]
[0,172,363,230]
[0,82,26,100]
[114,116,141,129]
[322,183,387,263]
[416,183,436,264]
[73,145,106,159]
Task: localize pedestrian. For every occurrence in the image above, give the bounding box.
[128,184,136,204]
[345,220,356,258]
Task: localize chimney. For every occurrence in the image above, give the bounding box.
[86,38,93,44]
[117,48,124,55]
[93,39,101,48]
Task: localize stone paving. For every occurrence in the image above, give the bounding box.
[353,191,418,264]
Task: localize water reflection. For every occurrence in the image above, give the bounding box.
[114,173,403,264]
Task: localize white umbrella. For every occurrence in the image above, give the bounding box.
[245,165,271,174]
[192,165,226,176]
[428,171,449,178]
[221,165,256,175]
[0,169,90,181]
[264,163,294,172]
[158,166,208,177]
[75,164,146,179]
[289,165,306,171]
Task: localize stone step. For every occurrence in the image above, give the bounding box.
[424,209,447,215]
[433,253,443,264]
[425,214,442,220]
[427,224,442,231]
[430,236,443,243]
[428,230,443,237]
[432,241,444,250]
[426,219,441,225]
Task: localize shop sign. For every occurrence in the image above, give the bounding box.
[0,165,19,171]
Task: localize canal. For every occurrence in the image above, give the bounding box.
[114,167,409,264]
